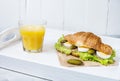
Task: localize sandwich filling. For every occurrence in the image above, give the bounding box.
[55,33,116,66]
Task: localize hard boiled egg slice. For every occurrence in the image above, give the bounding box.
[63,42,72,48]
[96,51,111,59]
[78,47,89,52]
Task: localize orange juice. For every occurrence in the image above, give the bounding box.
[20,25,45,52]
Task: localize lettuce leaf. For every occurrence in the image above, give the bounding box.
[55,36,72,55]
[55,42,72,55]
[77,51,115,65]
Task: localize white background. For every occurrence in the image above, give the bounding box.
[0,0,120,35]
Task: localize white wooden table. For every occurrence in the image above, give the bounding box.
[0,28,120,81]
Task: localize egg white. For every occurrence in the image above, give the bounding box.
[63,42,72,48]
[96,51,111,59]
[78,47,89,52]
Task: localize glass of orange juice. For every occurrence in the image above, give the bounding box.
[19,20,46,53]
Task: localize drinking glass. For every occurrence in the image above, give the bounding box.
[19,20,46,53]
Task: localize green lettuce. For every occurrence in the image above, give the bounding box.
[75,51,115,65]
[55,42,72,55]
[55,35,72,55]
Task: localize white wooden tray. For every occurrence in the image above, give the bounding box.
[0,28,120,81]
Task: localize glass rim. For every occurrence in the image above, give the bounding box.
[18,19,47,26]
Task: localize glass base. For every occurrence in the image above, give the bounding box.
[23,47,42,53]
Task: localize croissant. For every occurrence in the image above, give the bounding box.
[64,32,112,55]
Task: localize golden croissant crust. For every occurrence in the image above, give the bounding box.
[64,32,112,55]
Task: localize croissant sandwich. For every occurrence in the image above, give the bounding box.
[55,32,116,66]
